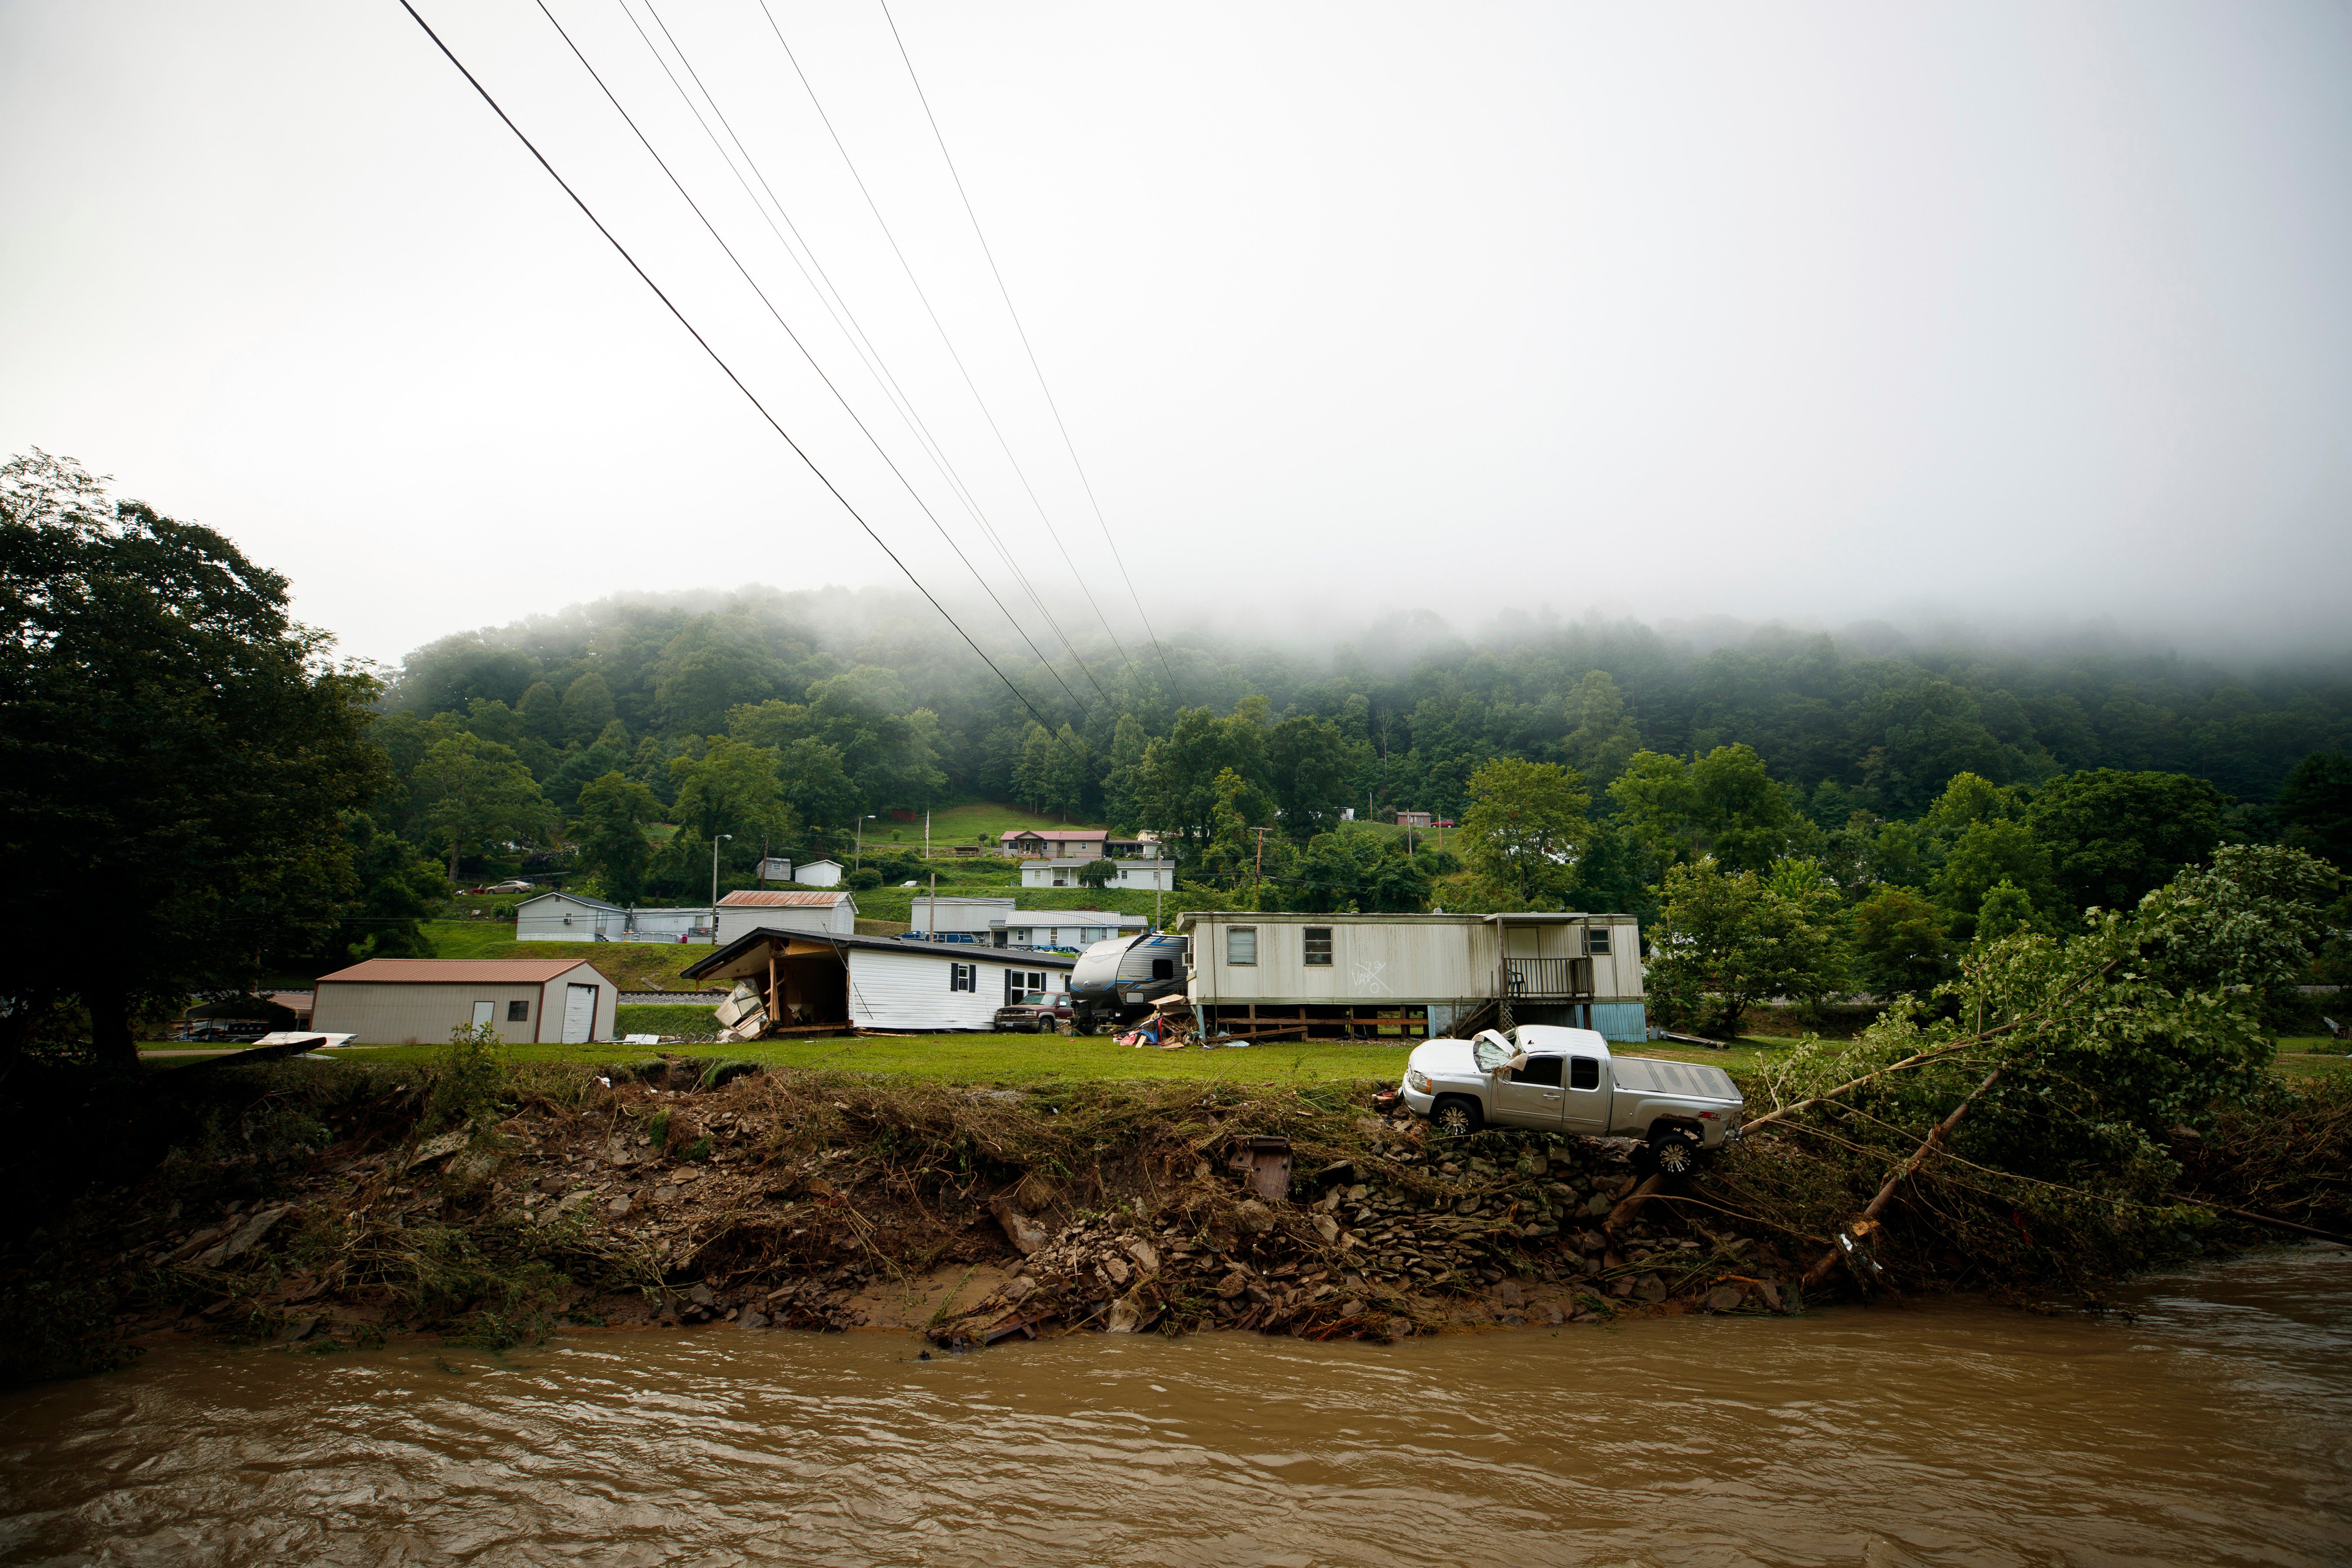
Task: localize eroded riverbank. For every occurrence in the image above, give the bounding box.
[4,1246,2347,1567]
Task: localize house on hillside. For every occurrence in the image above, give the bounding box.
[1175,910,1646,1042]
[998,829,1156,860]
[311,958,618,1045]
[793,858,846,888]
[1021,857,1176,891]
[714,889,857,944]
[993,909,1150,950]
[682,928,1076,1032]
[1394,811,1434,828]
[515,893,710,942]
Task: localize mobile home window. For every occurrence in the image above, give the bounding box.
[1302,927,1333,966]
[1227,926,1257,965]
[1004,969,1045,1001]
[950,962,976,993]
[1586,926,1612,955]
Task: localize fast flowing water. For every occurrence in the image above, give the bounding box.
[2,1248,2347,1567]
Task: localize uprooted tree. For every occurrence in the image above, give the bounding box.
[1720,843,2345,1294]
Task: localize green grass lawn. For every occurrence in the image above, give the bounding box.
[334,1031,1414,1084]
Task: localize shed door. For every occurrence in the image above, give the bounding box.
[471,1001,496,1029]
[561,984,598,1044]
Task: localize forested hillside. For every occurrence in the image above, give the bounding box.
[383,585,2352,840]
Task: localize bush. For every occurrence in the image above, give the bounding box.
[424,1021,508,1132]
[846,868,884,891]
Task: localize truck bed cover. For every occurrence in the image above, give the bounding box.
[1612,1055,1740,1102]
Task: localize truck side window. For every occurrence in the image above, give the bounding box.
[1511,1056,1563,1087]
[1568,1056,1600,1090]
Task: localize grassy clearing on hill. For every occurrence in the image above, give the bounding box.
[876,800,1104,852]
[414,925,717,989]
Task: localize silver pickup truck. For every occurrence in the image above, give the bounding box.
[1399,1024,1744,1176]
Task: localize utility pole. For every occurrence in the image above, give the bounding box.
[924,806,931,863]
[927,871,937,940]
[710,833,732,943]
[1252,825,1271,888]
[855,814,874,871]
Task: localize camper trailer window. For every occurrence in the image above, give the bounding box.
[1151,958,1174,981]
[1227,927,1257,965]
[950,963,976,993]
[1586,926,1612,955]
[1302,927,1333,966]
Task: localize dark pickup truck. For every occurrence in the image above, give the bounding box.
[993,991,1073,1034]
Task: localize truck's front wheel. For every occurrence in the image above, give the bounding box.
[1429,1096,1484,1138]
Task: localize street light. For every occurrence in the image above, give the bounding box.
[854,814,876,871]
[710,833,732,943]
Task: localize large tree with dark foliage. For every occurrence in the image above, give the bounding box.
[0,453,384,1066]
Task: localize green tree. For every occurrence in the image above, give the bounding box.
[1133,706,1273,861]
[1973,879,2041,944]
[1608,744,1800,876]
[1460,757,1590,907]
[1013,722,1091,820]
[1850,886,1954,998]
[329,818,449,961]
[1266,714,1358,841]
[2027,769,2231,913]
[2275,751,2352,870]
[409,732,558,880]
[0,451,386,1065]
[773,736,859,843]
[669,736,796,873]
[1932,819,2057,934]
[1077,857,1118,891]
[1647,856,1848,1035]
[558,671,617,744]
[515,680,563,745]
[1558,670,1643,790]
[573,772,666,902]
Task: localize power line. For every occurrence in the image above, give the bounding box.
[623,0,1116,713]
[736,0,1143,681]
[389,0,1093,778]
[876,0,1179,696]
[527,0,1098,731]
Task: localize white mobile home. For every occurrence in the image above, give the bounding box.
[311,958,619,1045]
[1021,858,1176,892]
[714,889,858,944]
[515,893,710,943]
[682,928,1075,1033]
[908,895,1016,937]
[1177,911,1646,1041]
[992,909,1150,950]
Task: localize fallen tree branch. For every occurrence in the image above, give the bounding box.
[1804,1065,2004,1291]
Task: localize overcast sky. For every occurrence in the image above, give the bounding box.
[4,1,2349,668]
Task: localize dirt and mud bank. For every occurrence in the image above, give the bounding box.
[3,1050,2341,1381]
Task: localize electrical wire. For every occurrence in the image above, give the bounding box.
[876,0,1179,694]
[390,0,1093,777]
[625,0,1116,711]
[739,0,1143,680]
[527,0,1098,730]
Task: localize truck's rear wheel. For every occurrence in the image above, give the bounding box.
[1430,1097,1483,1138]
[1649,1127,1701,1177]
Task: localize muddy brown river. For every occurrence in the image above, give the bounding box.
[2,1248,2346,1567]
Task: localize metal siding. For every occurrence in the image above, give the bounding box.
[716,904,838,945]
[313,981,548,1045]
[1589,1002,1648,1040]
[846,950,1018,1031]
